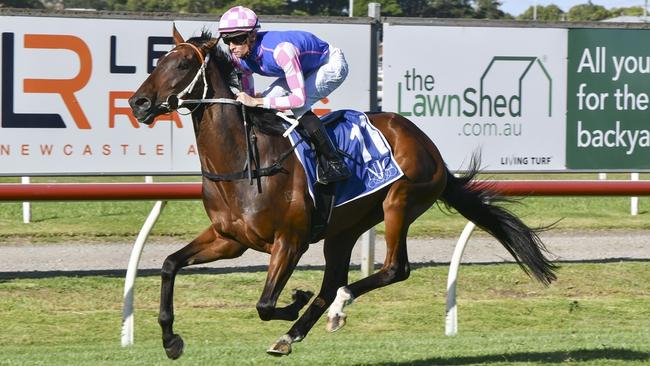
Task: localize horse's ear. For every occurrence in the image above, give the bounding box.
[205,38,219,51]
[172,23,184,45]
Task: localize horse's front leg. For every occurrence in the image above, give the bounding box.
[251,236,312,353]
[159,226,247,360]
[255,235,311,322]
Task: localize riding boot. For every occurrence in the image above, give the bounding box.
[299,112,351,184]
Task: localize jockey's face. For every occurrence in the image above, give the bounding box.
[227,31,255,58]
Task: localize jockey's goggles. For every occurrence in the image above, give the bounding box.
[223,33,250,45]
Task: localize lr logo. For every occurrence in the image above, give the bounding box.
[1,32,91,129]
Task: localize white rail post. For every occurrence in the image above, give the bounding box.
[360,2,381,279]
[121,200,167,347]
[445,221,476,336]
[360,227,376,277]
[631,173,639,216]
[21,176,30,223]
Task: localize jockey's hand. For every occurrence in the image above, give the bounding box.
[236,92,263,107]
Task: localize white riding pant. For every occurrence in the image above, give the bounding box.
[261,46,349,118]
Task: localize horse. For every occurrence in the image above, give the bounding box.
[128,28,557,358]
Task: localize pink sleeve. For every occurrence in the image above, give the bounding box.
[231,56,255,96]
[262,42,306,110]
[241,70,255,96]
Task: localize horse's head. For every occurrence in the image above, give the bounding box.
[129,26,220,125]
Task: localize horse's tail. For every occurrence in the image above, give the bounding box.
[440,154,557,285]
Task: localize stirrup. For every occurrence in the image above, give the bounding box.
[317,160,351,185]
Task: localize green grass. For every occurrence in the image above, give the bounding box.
[0,262,649,365]
[0,173,648,243]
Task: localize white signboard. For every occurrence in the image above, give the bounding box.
[0,15,371,175]
[383,24,567,171]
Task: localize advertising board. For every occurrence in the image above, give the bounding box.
[0,15,371,175]
[383,24,568,171]
[567,28,650,170]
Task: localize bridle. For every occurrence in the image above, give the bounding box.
[161,41,240,112]
[161,41,299,137]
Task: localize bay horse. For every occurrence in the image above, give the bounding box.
[129,28,556,358]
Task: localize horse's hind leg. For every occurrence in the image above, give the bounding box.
[159,225,247,360]
[267,233,357,356]
[327,216,410,331]
[327,183,432,332]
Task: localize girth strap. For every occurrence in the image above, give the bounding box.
[201,138,301,183]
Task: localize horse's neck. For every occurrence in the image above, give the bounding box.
[193,64,248,174]
[193,59,294,192]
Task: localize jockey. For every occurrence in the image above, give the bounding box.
[218,5,351,184]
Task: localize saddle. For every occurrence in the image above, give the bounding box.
[287,110,404,242]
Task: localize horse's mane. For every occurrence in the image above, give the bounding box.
[187,30,235,87]
[185,30,291,137]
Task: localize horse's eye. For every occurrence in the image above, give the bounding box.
[178,60,191,70]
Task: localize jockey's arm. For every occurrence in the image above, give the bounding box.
[236,43,307,110]
[261,42,306,110]
[227,44,255,95]
[234,68,264,107]
[240,70,255,97]
[228,51,258,101]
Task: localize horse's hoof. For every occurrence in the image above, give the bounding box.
[326,313,347,333]
[163,334,185,360]
[292,289,314,306]
[267,335,292,356]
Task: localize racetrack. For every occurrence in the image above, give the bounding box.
[2,230,650,366]
[1,230,648,275]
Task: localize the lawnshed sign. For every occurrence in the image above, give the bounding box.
[383,24,568,171]
[0,14,371,175]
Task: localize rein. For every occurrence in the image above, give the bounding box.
[162,41,302,193]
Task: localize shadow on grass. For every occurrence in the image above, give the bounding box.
[0,264,329,280]
[2,258,650,280]
[360,348,650,365]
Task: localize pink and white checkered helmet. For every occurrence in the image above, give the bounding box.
[218,6,260,35]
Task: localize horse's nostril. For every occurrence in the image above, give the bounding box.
[129,96,152,113]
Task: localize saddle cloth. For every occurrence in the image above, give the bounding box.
[287,110,404,207]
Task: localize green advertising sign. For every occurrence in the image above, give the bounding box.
[567,29,650,170]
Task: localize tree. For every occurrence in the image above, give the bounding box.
[422,0,474,18]
[567,1,611,21]
[518,4,564,21]
[474,0,505,19]
[120,0,176,12]
[352,0,402,17]
[286,0,347,16]
[396,0,428,17]
[217,0,288,15]
[173,0,227,14]
[609,6,645,17]
[0,0,45,8]
[61,0,113,10]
